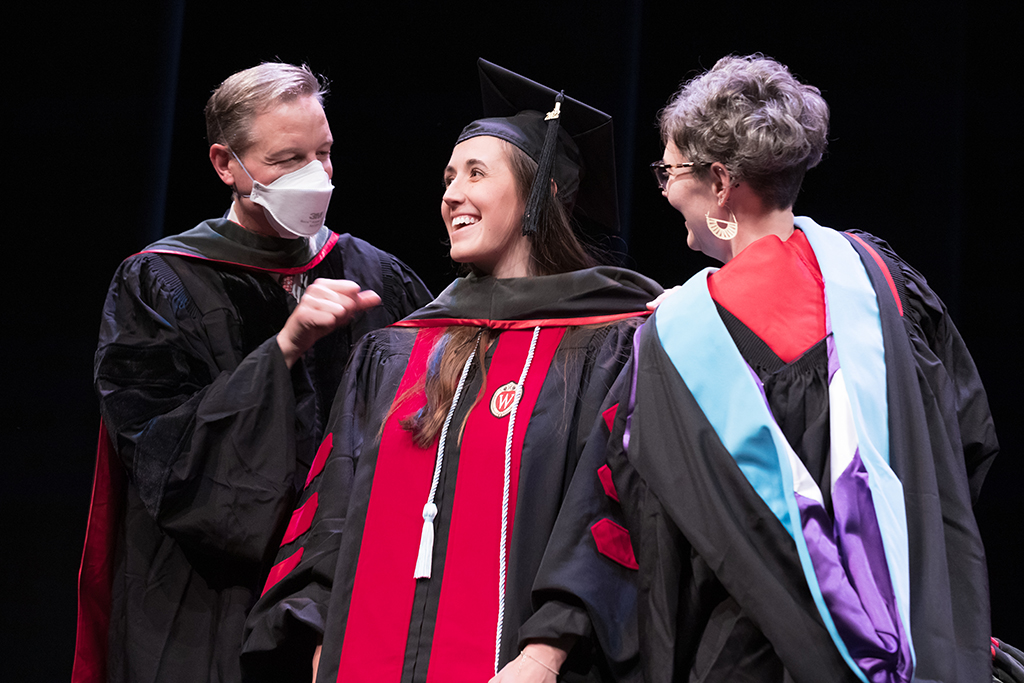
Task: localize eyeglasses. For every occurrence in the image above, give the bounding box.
[650,160,707,190]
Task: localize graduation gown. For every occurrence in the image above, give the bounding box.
[76,219,432,683]
[536,220,997,683]
[242,266,663,683]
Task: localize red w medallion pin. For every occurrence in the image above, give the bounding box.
[489,381,518,418]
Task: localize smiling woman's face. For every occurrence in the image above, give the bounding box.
[442,136,532,278]
[662,139,721,258]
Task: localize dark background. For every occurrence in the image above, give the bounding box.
[5,1,1019,679]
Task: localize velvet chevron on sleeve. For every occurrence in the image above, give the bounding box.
[523,363,644,683]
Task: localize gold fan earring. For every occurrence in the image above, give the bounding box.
[705,209,738,240]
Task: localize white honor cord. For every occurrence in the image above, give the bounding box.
[413,331,481,580]
[494,326,542,673]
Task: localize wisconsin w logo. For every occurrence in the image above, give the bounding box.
[489,382,519,418]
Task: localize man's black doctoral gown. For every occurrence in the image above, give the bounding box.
[242,266,662,683]
[75,219,431,683]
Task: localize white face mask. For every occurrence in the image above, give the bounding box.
[232,151,334,238]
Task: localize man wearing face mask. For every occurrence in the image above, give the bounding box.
[74,63,432,683]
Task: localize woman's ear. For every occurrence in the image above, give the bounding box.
[709,162,733,206]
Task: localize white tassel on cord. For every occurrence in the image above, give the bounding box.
[412,502,438,578]
[413,333,480,580]
[494,326,541,673]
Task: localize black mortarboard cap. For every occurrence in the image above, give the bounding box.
[456,59,619,236]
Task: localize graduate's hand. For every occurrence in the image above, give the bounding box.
[277,278,382,368]
[646,285,681,311]
[489,643,564,683]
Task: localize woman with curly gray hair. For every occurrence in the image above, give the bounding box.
[653,54,829,261]
[538,54,999,683]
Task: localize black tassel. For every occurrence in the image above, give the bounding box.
[522,92,564,236]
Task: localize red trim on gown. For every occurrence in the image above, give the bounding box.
[846,232,904,316]
[427,327,564,681]
[390,310,649,331]
[72,421,125,683]
[142,230,341,275]
[263,548,304,596]
[336,327,444,681]
[707,229,825,362]
[281,493,319,545]
[590,519,640,570]
[597,464,620,502]
[305,433,333,488]
[336,326,566,682]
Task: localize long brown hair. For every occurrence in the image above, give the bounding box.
[504,141,599,275]
[399,139,598,448]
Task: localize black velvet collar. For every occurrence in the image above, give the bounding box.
[142,218,334,273]
[403,267,662,323]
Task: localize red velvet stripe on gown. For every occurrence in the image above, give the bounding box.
[72,420,125,683]
[427,327,565,681]
[336,327,444,682]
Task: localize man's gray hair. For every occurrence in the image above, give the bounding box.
[205,62,328,156]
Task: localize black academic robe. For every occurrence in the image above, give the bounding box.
[76,219,432,683]
[242,266,663,683]
[533,228,997,683]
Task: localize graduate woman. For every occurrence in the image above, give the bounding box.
[549,54,1000,682]
[242,60,662,682]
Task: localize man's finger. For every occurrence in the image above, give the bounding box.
[353,289,382,311]
[308,278,362,296]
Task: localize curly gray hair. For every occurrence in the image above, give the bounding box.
[205,62,328,156]
[659,54,829,210]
